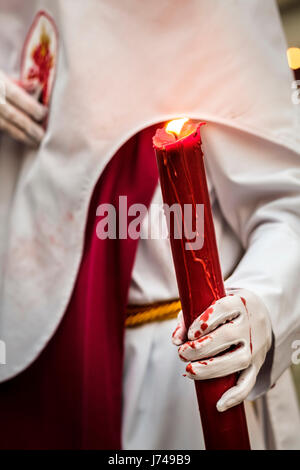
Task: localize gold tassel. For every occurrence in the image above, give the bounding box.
[125,299,181,328]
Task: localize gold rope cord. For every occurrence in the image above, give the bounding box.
[125,299,181,328]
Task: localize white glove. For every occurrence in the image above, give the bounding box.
[172,288,272,412]
[0,70,47,146]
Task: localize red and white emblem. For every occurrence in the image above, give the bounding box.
[20,10,58,105]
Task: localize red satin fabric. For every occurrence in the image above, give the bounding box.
[0,126,159,449]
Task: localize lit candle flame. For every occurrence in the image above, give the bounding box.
[166,118,189,138]
[287,47,300,70]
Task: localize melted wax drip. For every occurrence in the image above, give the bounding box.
[162,134,221,327]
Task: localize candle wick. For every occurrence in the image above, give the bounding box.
[168,131,178,140]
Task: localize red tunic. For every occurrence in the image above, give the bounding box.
[0,125,159,449]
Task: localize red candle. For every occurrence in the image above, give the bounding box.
[153,119,250,450]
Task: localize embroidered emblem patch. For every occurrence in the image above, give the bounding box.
[20,10,58,106]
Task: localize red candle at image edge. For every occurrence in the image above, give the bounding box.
[153,119,250,450]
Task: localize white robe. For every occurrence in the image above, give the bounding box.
[0,0,300,449]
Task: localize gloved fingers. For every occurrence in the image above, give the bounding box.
[22,80,44,102]
[0,100,45,143]
[185,340,251,380]
[188,295,244,340]
[20,78,39,91]
[216,364,257,412]
[178,319,242,362]
[10,78,40,97]
[0,117,37,146]
[172,310,187,346]
[0,71,47,121]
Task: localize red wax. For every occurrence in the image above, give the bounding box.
[27,39,54,104]
[153,122,250,450]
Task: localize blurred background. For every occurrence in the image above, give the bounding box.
[278,0,300,78]
[277,0,300,403]
[279,0,300,46]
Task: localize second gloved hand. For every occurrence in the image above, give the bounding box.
[172,288,272,412]
[0,70,47,146]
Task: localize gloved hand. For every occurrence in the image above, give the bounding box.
[0,70,47,146]
[172,288,272,412]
